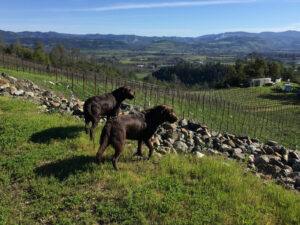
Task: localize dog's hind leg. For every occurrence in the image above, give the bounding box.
[84,117,90,135]
[96,124,111,164]
[111,134,125,170]
[145,139,154,160]
[133,140,143,157]
[112,143,125,170]
[96,141,109,165]
[90,118,99,142]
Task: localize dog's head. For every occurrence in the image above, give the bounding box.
[121,86,135,100]
[158,104,178,123]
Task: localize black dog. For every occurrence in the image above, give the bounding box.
[84,86,134,141]
[96,104,178,170]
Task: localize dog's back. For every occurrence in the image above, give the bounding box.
[84,94,116,120]
[102,112,147,141]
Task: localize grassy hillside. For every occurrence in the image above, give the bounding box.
[1,97,300,224]
[1,64,299,149]
[1,65,300,150]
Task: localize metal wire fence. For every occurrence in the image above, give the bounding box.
[1,53,299,149]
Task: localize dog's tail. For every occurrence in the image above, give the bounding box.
[100,121,112,146]
[96,121,112,163]
[83,100,92,119]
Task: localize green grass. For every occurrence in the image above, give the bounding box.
[1,64,299,149]
[1,97,300,224]
[135,72,150,79]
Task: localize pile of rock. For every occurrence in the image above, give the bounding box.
[153,119,300,192]
[0,73,85,119]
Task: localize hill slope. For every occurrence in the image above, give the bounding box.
[1,96,300,224]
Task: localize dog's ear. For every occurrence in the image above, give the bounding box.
[122,86,128,93]
[160,105,170,117]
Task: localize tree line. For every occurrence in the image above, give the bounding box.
[0,36,135,79]
[152,54,300,88]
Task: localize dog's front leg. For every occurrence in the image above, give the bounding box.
[145,139,154,160]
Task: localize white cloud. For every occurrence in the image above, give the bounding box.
[58,0,256,12]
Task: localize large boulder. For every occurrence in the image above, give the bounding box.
[173,141,188,153]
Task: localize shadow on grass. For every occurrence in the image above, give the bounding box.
[30,125,83,143]
[34,155,99,181]
[258,89,300,105]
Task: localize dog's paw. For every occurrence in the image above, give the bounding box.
[132,152,143,157]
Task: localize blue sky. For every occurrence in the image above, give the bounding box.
[1,0,300,37]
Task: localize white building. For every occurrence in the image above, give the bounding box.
[249,78,273,87]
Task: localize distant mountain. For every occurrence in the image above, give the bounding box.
[1,29,300,53]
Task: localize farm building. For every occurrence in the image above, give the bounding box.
[249,78,273,87]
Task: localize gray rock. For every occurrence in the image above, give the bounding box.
[167,138,175,144]
[42,90,53,97]
[25,91,34,97]
[254,155,270,166]
[72,108,84,116]
[262,164,281,176]
[204,138,213,149]
[194,152,205,158]
[211,131,219,137]
[50,101,60,108]
[192,146,202,152]
[14,90,24,96]
[60,103,68,110]
[162,139,173,148]
[186,138,194,147]
[290,151,300,160]
[295,178,300,188]
[161,130,178,141]
[281,166,293,177]
[0,79,9,89]
[247,143,261,154]
[2,92,10,97]
[292,162,300,172]
[225,139,236,148]
[248,154,255,164]
[207,149,220,155]
[282,154,289,163]
[162,122,177,130]
[173,141,188,153]
[290,172,300,179]
[264,145,275,155]
[194,135,205,146]
[266,140,278,146]
[248,163,256,169]
[232,148,245,160]
[187,120,201,131]
[237,134,249,139]
[156,146,170,155]
[220,144,232,152]
[269,158,285,168]
[179,119,188,126]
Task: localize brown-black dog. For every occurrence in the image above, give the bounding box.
[96,104,178,170]
[84,86,134,141]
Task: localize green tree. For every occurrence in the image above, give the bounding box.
[0,34,5,52]
[15,39,22,57]
[33,42,48,63]
[50,44,67,66]
[267,61,282,80]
